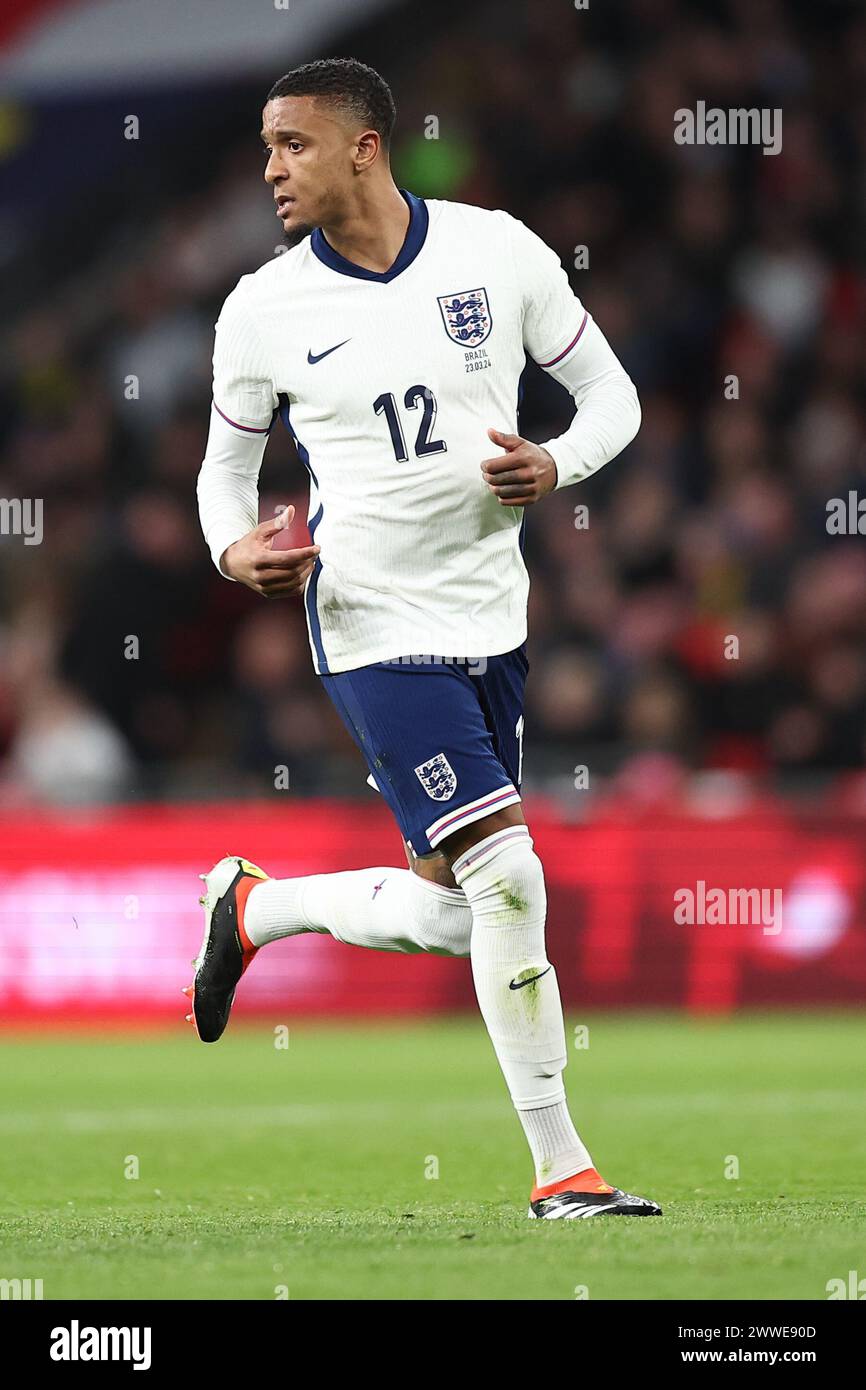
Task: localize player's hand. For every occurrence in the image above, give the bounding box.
[220,506,320,598]
[480,428,558,506]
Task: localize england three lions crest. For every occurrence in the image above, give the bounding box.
[437,287,492,347]
[414,753,458,801]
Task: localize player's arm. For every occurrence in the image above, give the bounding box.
[481,215,640,506]
[196,281,319,597]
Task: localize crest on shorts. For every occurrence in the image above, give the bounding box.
[437,287,492,347]
[414,753,458,801]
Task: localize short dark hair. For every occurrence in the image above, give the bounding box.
[266,58,396,150]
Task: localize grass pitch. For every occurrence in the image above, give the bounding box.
[0,1013,862,1300]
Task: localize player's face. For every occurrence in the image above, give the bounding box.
[261,96,357,247]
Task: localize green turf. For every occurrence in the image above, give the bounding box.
[0,1013,863,1300]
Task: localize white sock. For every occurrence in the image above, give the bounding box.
[243,867,471,957]
[518,1101,593,1188]
[452,825,592,1185]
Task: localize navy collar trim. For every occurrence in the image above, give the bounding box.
[310,189,428,282]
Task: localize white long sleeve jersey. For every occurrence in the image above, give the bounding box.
[197,190,640,674]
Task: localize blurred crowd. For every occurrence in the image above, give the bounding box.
[1,0,866,806]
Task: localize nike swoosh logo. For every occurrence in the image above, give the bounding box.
[307,339,351,364]
[509,967,552,991]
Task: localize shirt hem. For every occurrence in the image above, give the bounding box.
[312,626,528,676]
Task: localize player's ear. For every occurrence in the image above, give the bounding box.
[354,128,381,171]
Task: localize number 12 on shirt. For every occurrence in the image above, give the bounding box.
[373,385,447,460]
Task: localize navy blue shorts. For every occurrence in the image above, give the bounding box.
[320,647,528,855]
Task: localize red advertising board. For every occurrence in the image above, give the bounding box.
[0,799,864,1022]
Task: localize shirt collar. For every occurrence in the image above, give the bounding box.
[310,189,429,282]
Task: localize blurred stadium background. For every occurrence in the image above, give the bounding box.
[1,0,865,1027]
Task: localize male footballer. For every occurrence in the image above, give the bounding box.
[193,57,660,1220]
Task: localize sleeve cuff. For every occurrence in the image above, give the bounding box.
[541,436,582,491]
[206,524,249,579]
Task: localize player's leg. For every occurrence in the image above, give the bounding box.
[187,658,525,1041]
[186,842,471,1041]
[436,800,602,1208]
[185,665,480,1041]
[240,849,470,957]
[243,662,487,956]
[434,657,660,1219]
[239,662,480,958]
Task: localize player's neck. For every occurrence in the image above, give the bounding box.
[319,182,410,275]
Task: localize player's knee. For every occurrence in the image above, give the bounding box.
[488,846,545,925]
[451,825,546,925]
